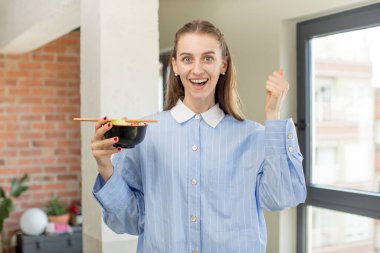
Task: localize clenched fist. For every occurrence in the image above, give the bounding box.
[265,69,289,120]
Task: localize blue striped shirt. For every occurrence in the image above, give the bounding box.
[93,100,306,253]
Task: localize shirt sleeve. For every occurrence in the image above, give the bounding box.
[92,149,145,235]
[256,118,307,211]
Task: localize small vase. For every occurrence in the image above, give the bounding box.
[48,213,70,224]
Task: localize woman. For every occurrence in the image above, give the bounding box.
[92,20,306,253]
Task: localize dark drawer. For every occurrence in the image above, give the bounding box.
[16,228,82,253]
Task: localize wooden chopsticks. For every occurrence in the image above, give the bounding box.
[73,118,158,123]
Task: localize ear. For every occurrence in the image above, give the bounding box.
[220,58,228,74]
[171,57,178,76]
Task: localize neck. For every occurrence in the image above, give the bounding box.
[183,97,215,114]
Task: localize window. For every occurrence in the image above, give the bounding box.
[297,3,380,252]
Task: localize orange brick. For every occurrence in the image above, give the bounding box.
[6,106,30,113]
[57,157,79,164]
[55,149,67,155]
[69,149,81,155]
[45,80,66,87]
[45,166,66,173]
[31,71,56,79]
[20,97,42,104]
[0,97,16,103]
[20,201,46,209]
[0,133,17,139]
[32,54,54,61]
[56,73,79,79]
[0,79,16,86]
[60,191,80,198]
[68,132,80,138]
[43,47,66,53]
[19,80,42,86]
[32,123,54,130]
[58,107,78,113]
[45,115,66,121]
[46,132,67,138]
[18,167,41,173]
[44,183,66,190]
[0,168,16,174]
[31,106,55,114]
[0,150,17,156]
[19,62,42,69]
[57,55,78,62]
[0,115,17,121]
[68,81,80,87]
[20,132,44,139]
[57,89,78,97]
[32,140,52,147]
[6,54,22,60]
[44,63,67,71]
[44,98,66,104]
[9,88,30,96]
[19,149,42,156]
[57,174,78,180]
[66,64,80,71]
[56,140,78,147]
[6,70,29,77]
[7,141,30,148]
[69,166,80,172]
[30,88,55,96]
[32,192,51,198]
[20,115,42,121]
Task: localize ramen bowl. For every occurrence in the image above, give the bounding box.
[104,120,148,148]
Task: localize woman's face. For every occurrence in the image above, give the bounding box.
[172,33,227,110]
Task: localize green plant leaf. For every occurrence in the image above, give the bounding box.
[0,198,12,233]
[11,174,29,197]
[0,187,5,198]
[46,197,67,215]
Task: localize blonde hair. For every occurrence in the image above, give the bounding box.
[164,20,245,121]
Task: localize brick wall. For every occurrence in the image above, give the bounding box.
[0,31,81,237]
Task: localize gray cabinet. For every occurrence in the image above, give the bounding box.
[16,227,82,253]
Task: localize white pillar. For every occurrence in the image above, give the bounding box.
[80,0,159,252]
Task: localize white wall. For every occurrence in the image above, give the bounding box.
[0,0,80,53]
[159,0,379,252]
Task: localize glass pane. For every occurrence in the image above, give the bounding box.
[311,26,380,192]
[309,206,380,253]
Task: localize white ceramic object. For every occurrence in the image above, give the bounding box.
[19,208,48,235]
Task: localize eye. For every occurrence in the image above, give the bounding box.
[203,56,214,62]
[182,57,192,63]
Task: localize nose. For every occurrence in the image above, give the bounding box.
[192,61,204,75]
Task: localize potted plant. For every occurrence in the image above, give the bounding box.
[0,174,28,253]
[46,197,70,224]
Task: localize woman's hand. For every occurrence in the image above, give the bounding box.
[91,116,120,181]
[265,69,289,120]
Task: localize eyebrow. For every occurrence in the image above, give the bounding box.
[179,51,216,56]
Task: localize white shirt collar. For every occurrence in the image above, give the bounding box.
[170,99,225,128]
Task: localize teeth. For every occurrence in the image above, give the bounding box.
[190,79,207,83]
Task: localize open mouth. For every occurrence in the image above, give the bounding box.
[189,78,208,86]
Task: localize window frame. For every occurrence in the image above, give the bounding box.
[296,3,380,252]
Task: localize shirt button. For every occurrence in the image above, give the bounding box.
[191,215,197,222]
[191,179,197,185]
[192,145,198,151]
[288,146,294,153]
[288,133,293,139]
[195,115,200,120]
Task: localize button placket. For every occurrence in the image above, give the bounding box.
[188,117,201,251]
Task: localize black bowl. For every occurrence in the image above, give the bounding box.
[104,123,147,149]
